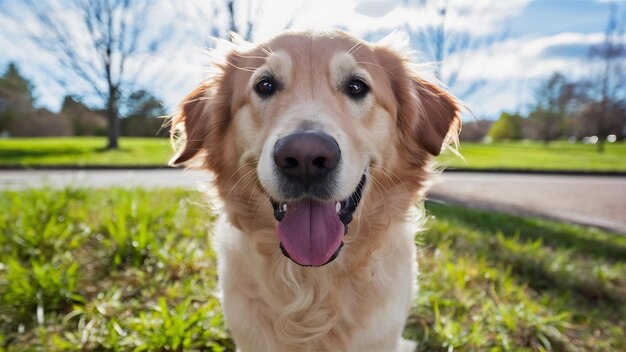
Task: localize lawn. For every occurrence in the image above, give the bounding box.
[0,138,173,167]
[1,138,626,172]
[1,188,624,351]
[439,140,626,172]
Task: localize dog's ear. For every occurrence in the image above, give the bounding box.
[411,77,461,156]
[169,55,237,167]
[374,46,460,157]
[169,83,211,166]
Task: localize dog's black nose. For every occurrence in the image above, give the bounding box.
[274,131,340,184]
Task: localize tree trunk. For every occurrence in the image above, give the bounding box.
[105,87,119,150]
[597,101,607,154]
[106,113,119,149]
[227,0,237,35]
[597,137,605,153]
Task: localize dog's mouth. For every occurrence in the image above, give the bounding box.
[270,174,366,267]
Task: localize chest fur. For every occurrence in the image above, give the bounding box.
[214,217,417,351]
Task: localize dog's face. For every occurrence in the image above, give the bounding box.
[172,30,460,267]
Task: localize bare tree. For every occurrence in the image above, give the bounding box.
[586,3,626,152]
[407,0,509,99]
[176,0,302,48]
[227,0,260,41]
[175,0,265,46]
[1,0,170,149]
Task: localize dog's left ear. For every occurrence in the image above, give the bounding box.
[374,46,460,157]
[411,77,461,156]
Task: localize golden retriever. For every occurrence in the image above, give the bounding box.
[171,30,460,352]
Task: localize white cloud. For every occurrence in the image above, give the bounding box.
[354,0,402,17]
[10,0,610,119]
[456,32,604,83]
[452,32,608,118]
[251,0,530,40]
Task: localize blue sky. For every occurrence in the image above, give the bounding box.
[509,1,613,37]
[0,0,622,120]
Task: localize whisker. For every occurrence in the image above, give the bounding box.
[225,59,257,73]
[347,41,364,55]
[240,171,263,209]
[261,45,273,56]
[224,167,258,202]
[232,52,269,60]
[249,184,269,221]
[355,61,393,76]
[182,96,211,105]
[372,164,406,188]
[223,160,259,194]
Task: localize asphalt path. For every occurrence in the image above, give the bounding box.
[1,169,624,234]
[428,172,626,235]
[0,169,212,189]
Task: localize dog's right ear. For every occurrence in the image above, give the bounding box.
[170,47,241,167]
[169,83,211,166]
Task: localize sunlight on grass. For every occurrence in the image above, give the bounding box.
[0,188,232,351]
[408,202,626,351]
[438,140,626,172]
[1,189,624,351]
[0,137,172,166]
[2,138,626,171]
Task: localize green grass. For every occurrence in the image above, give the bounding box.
[0,189,625,351]
[2,138,626,172]
[0,137,173,167]
[410,202,626,351]
[439,140,626,172]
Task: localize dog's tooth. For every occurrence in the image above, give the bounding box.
[336,202,341,213]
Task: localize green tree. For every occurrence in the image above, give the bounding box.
[0,63,34,102]
[527,73,570,145]
[586,2,626,152]
[488,112,523,141]
[60,96,106,136]
[125,90,166,119]
[121,90,167,137]
[0,63,73,136]
[0,63,34,134]
[527,108,563,145]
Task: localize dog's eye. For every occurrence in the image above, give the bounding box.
[255,78,277,97]
[346,79,369,99]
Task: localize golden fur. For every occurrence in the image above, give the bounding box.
[171,30,460,352]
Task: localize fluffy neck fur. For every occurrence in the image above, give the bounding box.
[211,161,431,351]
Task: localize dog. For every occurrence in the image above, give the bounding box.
[171,30,460,352]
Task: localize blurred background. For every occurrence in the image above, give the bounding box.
[0,1,625,351]
[0,0,625,152]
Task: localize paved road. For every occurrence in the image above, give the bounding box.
[428,172,626,235]
[0,169,212,189]
[1,169,625,234]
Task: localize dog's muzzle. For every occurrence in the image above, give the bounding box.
[270,131,366,267]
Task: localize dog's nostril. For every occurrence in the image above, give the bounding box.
[285,157,299,168]
[312,157,326,169]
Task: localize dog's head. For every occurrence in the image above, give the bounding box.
[171,30,460,267]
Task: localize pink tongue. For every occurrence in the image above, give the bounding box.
[276,199,344,266]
